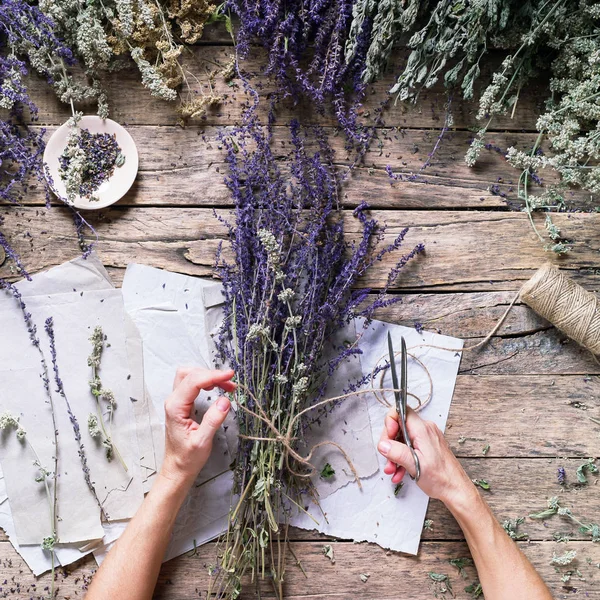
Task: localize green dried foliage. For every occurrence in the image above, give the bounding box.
[39,0,218,115]
[347,0,600,250]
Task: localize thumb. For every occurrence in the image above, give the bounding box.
[378,439,418,478]
[193,396,231,446]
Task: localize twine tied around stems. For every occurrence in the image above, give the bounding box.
[234,384,421,489]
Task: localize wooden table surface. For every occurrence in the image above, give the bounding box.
[1,33,599,599]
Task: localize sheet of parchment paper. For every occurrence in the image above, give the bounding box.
[0,289,144,543]
[290,320,463,554]
[2,254,160,484]
[94,471,233,567]
[0,464,126,575]
[122,264,219,367]
[125,305,231,483]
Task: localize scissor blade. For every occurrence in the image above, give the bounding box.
[401,336,408,415]
[387,331,402,414]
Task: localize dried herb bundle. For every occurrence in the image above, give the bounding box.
[209,116,423,598]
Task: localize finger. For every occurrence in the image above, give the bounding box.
[385,411,400,440]
[167,368,235,419]
[391,466,406,485]
[193,395,231,447]
[405,405,428,436]
[377,439,418,478]
[383,459,396,475]
[173,366,196,389]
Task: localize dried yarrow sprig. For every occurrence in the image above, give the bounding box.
[208,116,423,598]
[529,496,600,542]
[87,326,128,470]
[227,0,373,148]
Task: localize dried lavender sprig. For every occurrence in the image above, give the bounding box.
[0,280,60,595]
[44,316,108,520]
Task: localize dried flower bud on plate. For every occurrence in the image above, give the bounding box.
[43,115,138,210]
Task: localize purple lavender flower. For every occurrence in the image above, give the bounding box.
[226,0,372,148]
[44,317,108,520]
[558,466,566,486]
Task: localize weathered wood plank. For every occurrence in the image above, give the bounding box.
[1,207,598,292]
[0,539,597,599]
[25,47,547,131]
[21,126,594,210]
[448,376,599,456]
[373,293,600,375]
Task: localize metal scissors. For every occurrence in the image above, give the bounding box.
[387,332,420,482]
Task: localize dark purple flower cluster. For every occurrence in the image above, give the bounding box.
[215,114,423,463]
[226,0,373,148]
[557,466,566,485]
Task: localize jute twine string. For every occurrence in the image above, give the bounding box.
[520,263,600,355]
[235,384,409,488]
[234,264,600,489]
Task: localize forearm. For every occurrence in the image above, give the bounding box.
[446,484,553,600]
[86,472,191,600]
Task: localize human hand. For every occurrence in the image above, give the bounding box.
[378,407,474,507]
[160,367,236,487]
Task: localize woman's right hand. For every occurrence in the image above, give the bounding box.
[378,407,475,508]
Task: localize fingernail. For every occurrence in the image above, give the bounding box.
[216,397,230,413]
[378,441,391,456]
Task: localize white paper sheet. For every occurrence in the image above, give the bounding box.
[0,256,156,574]
[0,289,145,544]
[291,320,463,554]
[126,305,231,483]
[0,464,126,576]
[1,254,160,486]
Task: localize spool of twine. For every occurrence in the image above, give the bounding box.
[520,263,600,355]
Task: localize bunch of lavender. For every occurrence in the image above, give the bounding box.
[209,117,423,598]
[226,0,373,147]
[0,84,44,277]
[38,0,218,116]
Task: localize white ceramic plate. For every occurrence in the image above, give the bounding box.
[43,116,139,210]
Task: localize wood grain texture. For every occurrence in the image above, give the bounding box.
[3,36,600,600]
[1,207,599,292]
[24,47,548,131]
[0,539,598,599]
[20,125,595,211]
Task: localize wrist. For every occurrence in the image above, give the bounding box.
[158,459,196,494]
[439,471,480,516]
